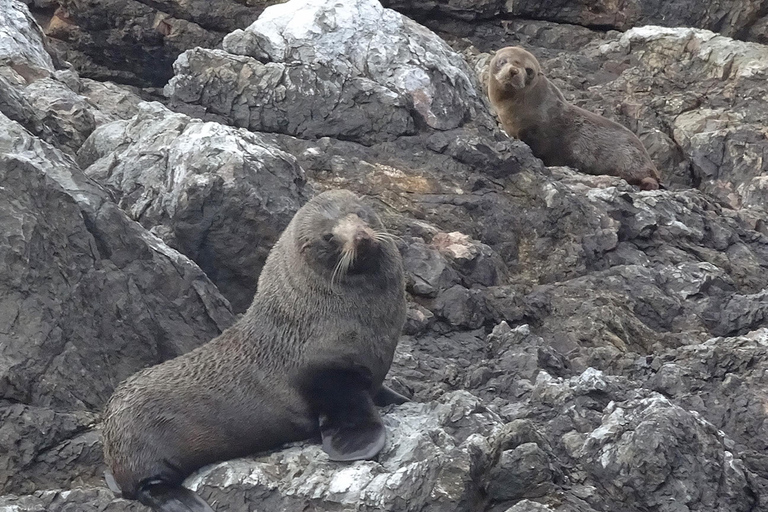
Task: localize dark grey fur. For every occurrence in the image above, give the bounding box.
[102,189,406,510]
[488,46,662,190]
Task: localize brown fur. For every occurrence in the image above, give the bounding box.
[488,46,661,190]
[102,189,406,500]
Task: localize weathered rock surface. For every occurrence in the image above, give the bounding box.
[41,0,279,87]
[4,0,768,510]
[0,110,235,493]
[469,23,768,213]
[0,2,235,492]
[79,101,307,312]
[384,0,768,43]
[165,0,495,142]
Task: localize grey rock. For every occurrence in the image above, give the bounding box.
[79,101,307,312]
[578,395,754,511]
[45,0,243,86]
[165,47,417,145]
[0,0,54,76]
[386,0,768,42]
[0,111,234,492]
[20,77,99,154]
[166,0,495,139]
[403,302,436,336]
[7,0,768,509]
[402,237,461,297]
[486,443,553,501]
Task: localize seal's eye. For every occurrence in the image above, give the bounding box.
[525,67,534,77]
[355,208,368,221]
[322,233,334,243]
[495,58,507,70]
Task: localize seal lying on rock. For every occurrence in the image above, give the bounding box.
[102,189,408,512]
[488,46,662,191]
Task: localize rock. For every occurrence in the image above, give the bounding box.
[0,0,55,76]
[486,443,553,501]
[577,395,755,511]
[6,0,768,508]
[166,47,417,144]
[166,0,495,140]
[0,111,234,492]
[79,101,307,312]
[402,237,461,297]
[386,0,768,42]
[43,0,272,87]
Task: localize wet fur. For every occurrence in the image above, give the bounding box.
[488,46,661,190]
[102,189,406,508]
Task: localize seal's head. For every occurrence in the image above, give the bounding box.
[294,190,396,284]
[638,176,660,191]
[489,46,541,93]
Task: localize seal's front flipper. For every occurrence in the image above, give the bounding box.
[320,394,386,461]
[137,480,215,512]
[373,384,410,406]
[300,364,387,461]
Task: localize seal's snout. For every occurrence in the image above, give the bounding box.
[353,224,376,245]
[333,214,377,254]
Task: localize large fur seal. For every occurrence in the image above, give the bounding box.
[102,189,407,512]
[488,46,662,190]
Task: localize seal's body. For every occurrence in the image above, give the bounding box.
[102,189,407,512]
[488,46,662,190]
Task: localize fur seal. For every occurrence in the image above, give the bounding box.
[102,189,407,512]
[488,46,662,190]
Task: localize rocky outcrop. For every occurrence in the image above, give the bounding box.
[165,0,495,143]
[465,23,768,216]
[383,0,768,43]
[78,102,307,312]
[0,4,235,494]
[4,0,768,509]
[0,110,235,492]
[42,0,278,87]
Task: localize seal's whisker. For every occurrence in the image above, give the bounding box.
[374,231,401,244]
[330,255,345,291]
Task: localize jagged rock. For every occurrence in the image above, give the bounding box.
[79,101,307,312]
[6,0,768,508]
[471,25,768,212]
[0,0,54,76]
[0,406,101,494]
[166,0,495,141]
[486,443,553,501]
[0,111,234,492]
[166,47,417,144]
[402,237,461,298]
[0,2,143,155]
[43,0,268,87]
[386,0,768,42]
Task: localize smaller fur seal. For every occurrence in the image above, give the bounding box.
[488,46,662,190]
[102,189,407,512]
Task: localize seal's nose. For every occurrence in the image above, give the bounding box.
[354,227,372,242]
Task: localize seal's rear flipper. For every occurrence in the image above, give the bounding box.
[137,481,215,512]
[320,403,386,461]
